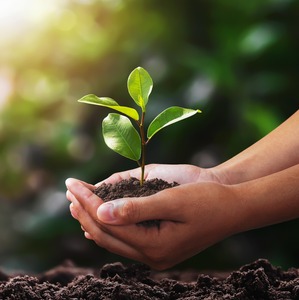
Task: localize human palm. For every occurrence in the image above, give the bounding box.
[100,163,222,186]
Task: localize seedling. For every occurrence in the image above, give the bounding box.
[78,67,201,185]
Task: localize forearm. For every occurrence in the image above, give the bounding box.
[235,163,299,233]
[213,110,299,184]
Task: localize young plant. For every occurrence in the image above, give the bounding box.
[78,66,201,185]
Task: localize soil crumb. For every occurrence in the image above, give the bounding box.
[0,259,299,299]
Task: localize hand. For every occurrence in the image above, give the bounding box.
[97,163,226,186]
[65,164,299,270]
[65,177,241,270]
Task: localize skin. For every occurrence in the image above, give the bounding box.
[65,110,299,270]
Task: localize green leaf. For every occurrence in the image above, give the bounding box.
[102,113,141,161]
[127,67,153,111]
[147,106,201,140]
[78,94,139,121]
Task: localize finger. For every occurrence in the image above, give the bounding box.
[70,194,159,253]
[98,220,190,271]
[96,185,187,225]
[71,199,144,262]
[66,190,73,202]
[70,195,184,269]
[91,229,144,263]
[84,231,93,240]
[69,202,78,219]
[66,177,95,191]
[97,167,141,186]
[66,178,103,221]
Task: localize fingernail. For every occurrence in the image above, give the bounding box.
[65,178,82,194]
[65,178,75,188]
[97,202,117,223]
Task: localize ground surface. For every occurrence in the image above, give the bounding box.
[0,259,299,299]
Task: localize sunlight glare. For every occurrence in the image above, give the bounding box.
[0,0,64,39]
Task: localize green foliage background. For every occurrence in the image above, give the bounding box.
[0,0,298,273]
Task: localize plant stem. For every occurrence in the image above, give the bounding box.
[139,111,146,185]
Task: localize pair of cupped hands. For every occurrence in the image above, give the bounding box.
[65,111,299,270]
[65,164,243,270]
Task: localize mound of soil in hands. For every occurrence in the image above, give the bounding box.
[0,259,299,299]
[93,177,179,227]
[94,177,179,200]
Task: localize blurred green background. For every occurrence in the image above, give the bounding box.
[0,0,298,273]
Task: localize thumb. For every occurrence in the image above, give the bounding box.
[96,190,181,225]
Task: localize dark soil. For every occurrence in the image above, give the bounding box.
[1,259,299,299]
[94,177,178,200]
[93,177,179,227]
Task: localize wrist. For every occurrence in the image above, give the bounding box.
[207,164,235,185]
[210,154,262,185]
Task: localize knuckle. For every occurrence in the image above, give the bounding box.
[85,191,97,204]
[119,200,140,223]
